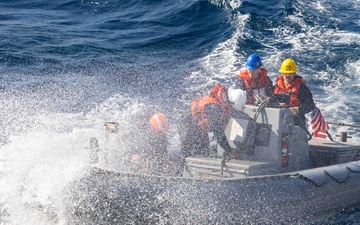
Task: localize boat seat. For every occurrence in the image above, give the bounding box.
[185,156,271,177]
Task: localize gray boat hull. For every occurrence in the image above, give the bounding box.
[66,161,360,224]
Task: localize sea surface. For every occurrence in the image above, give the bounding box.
[0,0,359,224]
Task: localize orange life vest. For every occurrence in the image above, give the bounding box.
[191,84,232,131]
[237,68,270,104]
[273,76,306,107]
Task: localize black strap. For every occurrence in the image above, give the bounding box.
[220,155,227,175]
[326,130,334,141]
[220,151,231,176]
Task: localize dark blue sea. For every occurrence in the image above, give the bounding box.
[0,0,359,224]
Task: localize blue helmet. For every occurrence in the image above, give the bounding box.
[245,54,262,70]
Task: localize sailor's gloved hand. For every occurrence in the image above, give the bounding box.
[289,107,299,115]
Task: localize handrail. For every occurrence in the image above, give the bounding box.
[327,121,360,128]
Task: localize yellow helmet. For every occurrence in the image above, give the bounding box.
[279,58,298,73]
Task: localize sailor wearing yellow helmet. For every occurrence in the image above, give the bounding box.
[273,58,315,129]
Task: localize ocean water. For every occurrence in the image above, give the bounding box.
[0,0,359,224]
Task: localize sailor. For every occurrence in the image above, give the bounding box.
[233,54,273,105]
[273,58,315,128]
[130,113,173,175]
[179,83,236,158]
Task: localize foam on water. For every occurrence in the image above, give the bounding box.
[0,91,171,224]
[0,114,93,224]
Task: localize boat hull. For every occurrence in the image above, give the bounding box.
[65,161,360,224]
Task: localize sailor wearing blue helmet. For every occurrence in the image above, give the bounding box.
[233,54,273,105]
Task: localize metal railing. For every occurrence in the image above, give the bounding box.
[327,121,360,142]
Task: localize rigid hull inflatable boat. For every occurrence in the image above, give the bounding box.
[67,105,360,224]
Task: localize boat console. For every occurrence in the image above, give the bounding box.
[185,105,311,177]
[184,104,360,178]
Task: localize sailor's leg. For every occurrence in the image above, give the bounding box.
[179,113,209,156]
